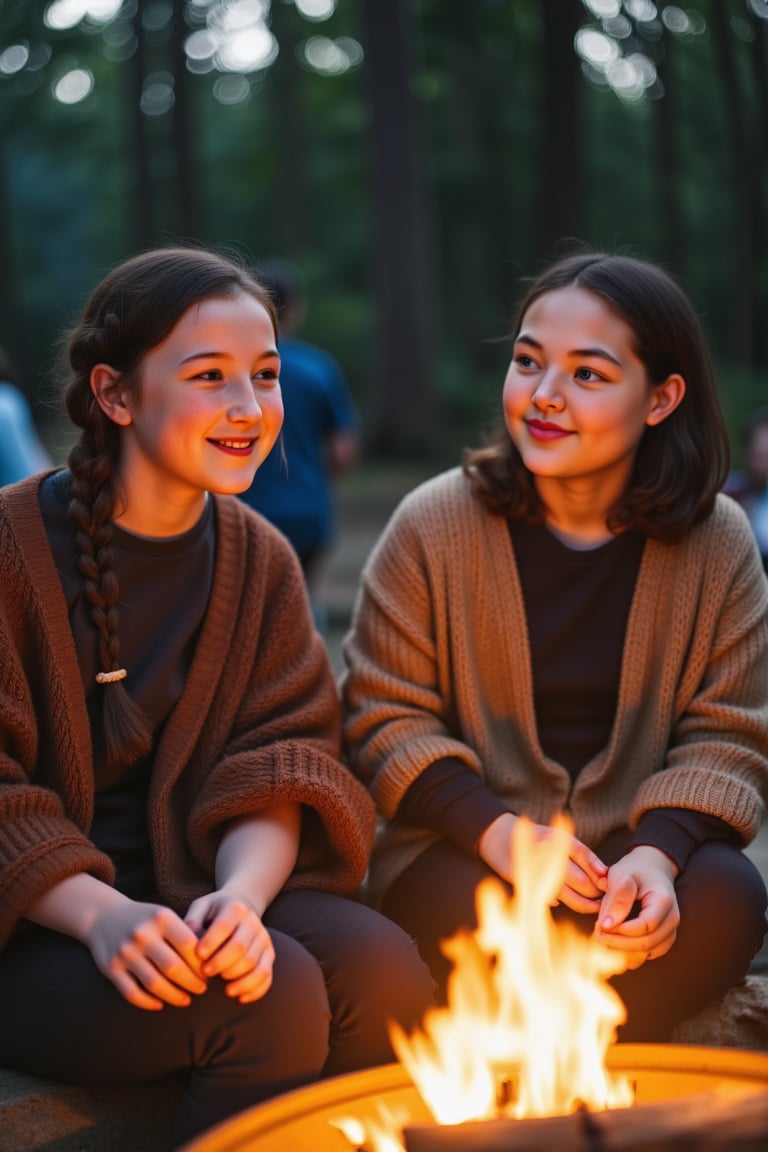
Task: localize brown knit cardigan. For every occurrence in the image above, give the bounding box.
[341,468,768,906]
[0,474,375,950]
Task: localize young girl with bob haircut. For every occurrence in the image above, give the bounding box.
[342,250,768,1041]
[0,246,434,1146]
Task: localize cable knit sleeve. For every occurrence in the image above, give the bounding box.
[0,491,115,950]
[630,498,768,841]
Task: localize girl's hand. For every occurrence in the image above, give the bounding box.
[595,846,680,968]
[87,900,208,1011]
[185,891,275,1004]
[478,813,609,913]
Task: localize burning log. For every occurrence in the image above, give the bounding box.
[401,1084,768,1152]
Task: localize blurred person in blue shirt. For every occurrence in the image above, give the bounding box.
[725,409,768,574]
[0,347,52,487]
[239,262,360,616]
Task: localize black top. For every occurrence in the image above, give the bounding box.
[39,470,215,896]
[400,519,735,871]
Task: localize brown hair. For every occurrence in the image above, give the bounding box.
[464,251,730,541]
[63,245,277,769]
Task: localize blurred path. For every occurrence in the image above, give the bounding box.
[318,460,436,677]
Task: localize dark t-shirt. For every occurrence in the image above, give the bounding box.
[39,470,215,896]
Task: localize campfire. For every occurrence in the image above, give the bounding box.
[182,816,768,1152]
[384,816,632,1128]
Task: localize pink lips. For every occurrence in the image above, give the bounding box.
[525,419,574,442]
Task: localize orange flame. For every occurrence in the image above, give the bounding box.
[336,815,633,1150]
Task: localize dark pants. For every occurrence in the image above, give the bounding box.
[0,890,435,1146]
[382,831,767,1043]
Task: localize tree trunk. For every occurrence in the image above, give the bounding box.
[653,49,684,271]
[265,0,311,254]
[128,1,153,248]
[533,0,584,266]
[709,0,756,366]
[360,0,438,455]
[749,15,768,368]
[171,0,200,238]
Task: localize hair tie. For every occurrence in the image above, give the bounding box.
[95,668,127,685]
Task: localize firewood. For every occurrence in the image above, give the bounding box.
[402,1085,768,1152]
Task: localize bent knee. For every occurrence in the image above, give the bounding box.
[330,909,436,1029]
[267,932,331,1069]
[680,843,767,958]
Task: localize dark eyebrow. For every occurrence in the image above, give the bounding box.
[514,333,542,350]
[570,346,623,367]
[179,348,279,365]
[180,351,225,364]
[514,333,622,368]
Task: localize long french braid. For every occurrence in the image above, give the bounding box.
[61,245,277,768]
[65,314,153,767]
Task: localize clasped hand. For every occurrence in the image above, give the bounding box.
[87,891,274,1011]
[595,845,680,968]
[478,814,680,968]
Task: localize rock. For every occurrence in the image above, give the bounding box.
[670,975,768,1051]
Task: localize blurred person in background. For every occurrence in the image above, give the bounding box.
[238,260,360,629]
[725,409,768,574]
[0,346,52,485]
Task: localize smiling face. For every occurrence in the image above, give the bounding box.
[502,284,683,529]
[91,290,282,535]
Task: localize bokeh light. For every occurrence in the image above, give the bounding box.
[661,6,691,34]
[215,25,277,72]
[625,0,657,22]
[212,72,251,104]
[583,0,621,17]
[52,66,93,103]
[575,2,704,103]
[575,27,620,68]
[300,35,363,75]
[140,72,175,115]
[295,0,336,20]
[0,43,30,76]
[44,0,122,31]
[184,0,277,76]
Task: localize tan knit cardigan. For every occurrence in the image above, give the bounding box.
[0,474,375,950]
[341,468,768,905]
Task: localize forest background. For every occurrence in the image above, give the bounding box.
[1,0,766,466]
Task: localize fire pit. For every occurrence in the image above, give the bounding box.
[180,1046,768,1151]
[182,819,768,1150]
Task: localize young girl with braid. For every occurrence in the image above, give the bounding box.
[342,251,768,1043]
[0,246,434,1146]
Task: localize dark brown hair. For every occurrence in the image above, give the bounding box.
[63,245,277,770]
[464,251,730,541]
